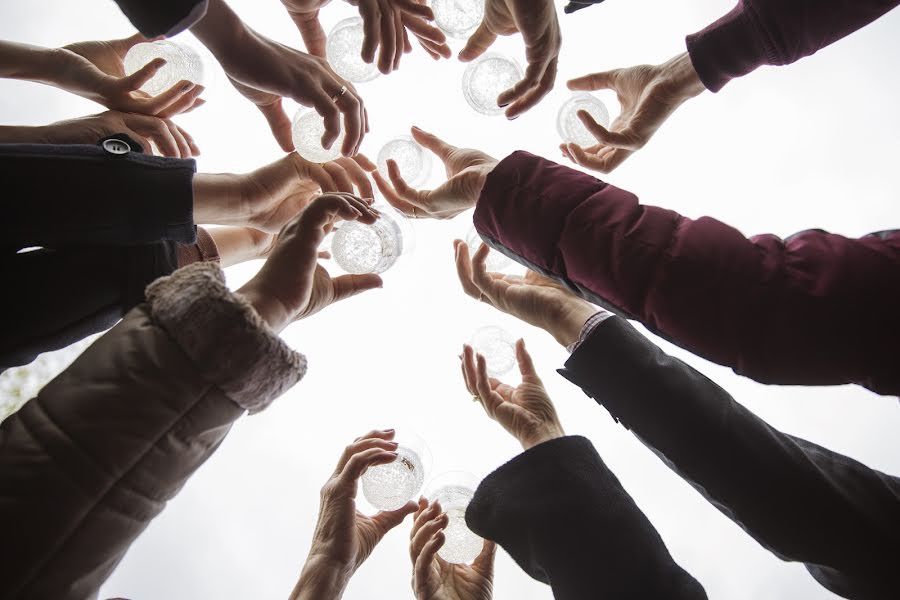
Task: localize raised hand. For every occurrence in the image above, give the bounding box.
[281,0,450,70]
[561,52,706,173]
[42,110,199,157]
[372,126,497,219]
[453,240,596,347]
[236,193,381,333]
[290,430,418,600]
[410,499,495,600]
[458,0,560,119]
[461,339,564,451]
[61,34,205,117]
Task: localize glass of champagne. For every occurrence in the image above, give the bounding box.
[361,431,432,511]
[425,470,485,564]
[330,204,415,274]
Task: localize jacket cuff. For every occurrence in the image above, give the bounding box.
[115,0,209,37]
[176,226,220,268]
[686,2,771,92]
[145,262,306,413]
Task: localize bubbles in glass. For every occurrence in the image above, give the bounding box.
[377,136,432,188]
[123,40,204,97]
[292,107,345,164]
[557,92,611,147]
[326,17,381,83]
[462,53,523,116]
[469,325,516,376]
[430,0,484,39]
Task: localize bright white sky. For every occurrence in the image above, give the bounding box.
[2,1,899,598]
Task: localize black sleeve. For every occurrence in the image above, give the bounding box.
[465,436,706,600]
[558,317,900,599]
[1,142,196,249]
[564,0,606,14]
[111,0,209,37]
[0,243,177,371]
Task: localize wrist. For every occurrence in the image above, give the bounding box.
[546,301,597,348]
[192,173,245,226]
[521,425,565,451]
[663,52,705,101]
[290,554,351,600]
[236,277,293,334]
[0,124,51,144]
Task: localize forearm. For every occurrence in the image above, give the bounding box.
[205,227,269,268]
[0,125,52,144]
[0,40,61,83]
[192,172,245,226]
[289,557,348,600]
[190,0,251,67]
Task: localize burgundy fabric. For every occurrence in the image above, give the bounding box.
[685,0,900,92]
[473,151,900,396]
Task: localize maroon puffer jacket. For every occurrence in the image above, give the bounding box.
[474,151,900,397]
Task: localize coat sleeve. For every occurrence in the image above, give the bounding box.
[558,316,900,599]
[0,262,306,600]
[473,151,900,397]
[465,436,706,600]
[686,0,900,92]
[1,142,197,249]
[111,0,209,37]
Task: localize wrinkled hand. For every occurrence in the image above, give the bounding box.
[281,0,450,70]
[237,193,381,332]
[410,499,495,600]
[373,127,497,219]
[561,52,706,173]
[291,430,418,600]
[61,33,205,117]
[461,339,564,450]
[453,241,596,347]
[459,0,560,118]
[239,153,376,233]
[44,110,199,157]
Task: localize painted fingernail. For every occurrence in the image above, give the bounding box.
[181,82,194,93]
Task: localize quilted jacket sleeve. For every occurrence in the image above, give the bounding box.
[112,0,209,37]
[0,262,306,600]
[473,151,900,397]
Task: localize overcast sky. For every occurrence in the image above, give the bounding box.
[2,1,899,598]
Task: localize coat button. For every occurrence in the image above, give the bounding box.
[102,138,131,155]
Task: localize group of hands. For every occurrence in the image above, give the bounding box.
[32,0,706,172]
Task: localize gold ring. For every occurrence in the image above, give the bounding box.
[411,206,419,219]
[331,85,347,103]
[472,395,481,403]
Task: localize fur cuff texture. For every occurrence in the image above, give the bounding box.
[145,262,307,413]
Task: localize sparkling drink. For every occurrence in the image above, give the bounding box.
[466,225,511,271]
[361,446,427,511]
[430,0,484,39]
[377,136,432,188]
[327,17,380,83]
[462,53,523,116]
[469,325,516,376]
[557,92,611,147]
[292,107,345,163]
[123,40,204,96]
[331,208,405,274]
[426,472,484,565]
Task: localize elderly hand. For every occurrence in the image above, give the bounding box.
[373,127,497,219]
[281,0,450,71]
[61,33,206,117]
[41,110,199,157]
[237,193,381,332]
[410,499,495,600]
[458,0,560,119]
[290,430,418,600]
[453,240,596,347]
[461,339,564,451]
[561,52,705,173]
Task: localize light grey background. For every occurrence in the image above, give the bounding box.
[2,1,899,598]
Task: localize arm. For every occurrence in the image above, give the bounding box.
[559,317,900,599]
[473,151,900,396]
[686,0,900,92]
[112,0,209,37]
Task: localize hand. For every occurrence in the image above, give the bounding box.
[453,240,596,347]
[43,110,199,157]
[61,33,206,117]
[291,430,418,600]
[410,499,495,600]
[459,0,560,119]
[461,338,565,451]
[373,126,497,219]
[561,52,706,173]
[281,0,450,70]
[206,226,278,268]
[237,193,381,333]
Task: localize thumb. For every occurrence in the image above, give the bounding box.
[258,100,295,152]
[410,125,455,162]
[331,273,384,303]
[567,69,619,92]
[458,21,496,62]
[577,110,642,150]
[291,10,327,58]
[122,57,166,90]
[373,500,418,533]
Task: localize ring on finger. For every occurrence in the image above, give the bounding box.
[331,85,348,103]
[472,395,481,403]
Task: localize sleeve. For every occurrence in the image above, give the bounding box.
[557,316,900,599]
[111,0,209,37]
[0,262,306,600]
[465,436,706,600]
[685,0,900,92]
[1,142,197,248]
[473,151,900,397]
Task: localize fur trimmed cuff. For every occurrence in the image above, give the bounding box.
[145,262,307,413]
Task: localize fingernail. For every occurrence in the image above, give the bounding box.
[385,428,395,433]
[411,125,422,132]
[388,441,399,447]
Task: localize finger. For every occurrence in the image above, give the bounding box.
[385,159,425,208]
[567,69,619,92]
[403,25,413,54]
[411,499,444,538]
[163,119,191,158]
[409,125,456,163]
[258,100,295,152]
[340,447,398,482]
[358,0,382,64]
[515,338,542,384]
[335,87,364,157]
[336,156,375,199]
[395,0,434,19]
[458,21,497,62]
[454,239,483,301]
[154,83,205,118]
[145,119,179,157]
[462,344,478,395]
[371,170,419,216]
[392,7,405,70]
[290,10,328,58]
[578,111,643,151]
[470,242,494,291]
[372,499,418,533]
[410,514,449,560]
[118,32,151,52]
[331,273,384,303]
[473,539,497,571]
[475,354,495,404]
[413,532,445,579]
[416,39,441,61]
[180,96,207,115]
[323,161,356,194]
[503,57,557,119]
[139,79,194,114]
[335,433,398,474]
[308,86,342,151]
[377,0,396,74]
[176,123,200,156]
[122,58,166,91]
[567,143,623,174]
[352,153,377,172]
[354,428,397,443]
[130,133,152,154]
